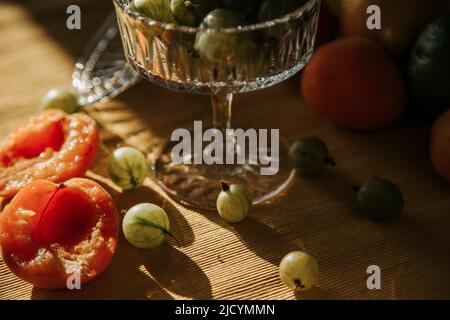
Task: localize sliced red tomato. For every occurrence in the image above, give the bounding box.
[0,110,99,200]
[0,178,119,289]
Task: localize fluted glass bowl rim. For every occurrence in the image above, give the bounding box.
[113,0,319,34]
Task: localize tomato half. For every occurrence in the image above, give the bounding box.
[0,178,119,289]
[0,110,99,200]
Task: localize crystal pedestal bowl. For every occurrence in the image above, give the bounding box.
[74,0,321,210]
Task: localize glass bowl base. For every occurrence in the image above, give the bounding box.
[153,140,295,211]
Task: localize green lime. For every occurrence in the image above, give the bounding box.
[409,14,450,115]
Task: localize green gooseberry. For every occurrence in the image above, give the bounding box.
[122,203,170,249]
[279,251,319,291]
[171,0,216,27]
[108,146,149,190]
[133,0,175,23]
[289,136,335,176]
[216,181,252,223]
[41,88,81,114]
[194,9,251,64]
[201,8,248,28]
[356,177,404,222]
[195,32,241,64]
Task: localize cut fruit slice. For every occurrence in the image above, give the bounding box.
[0,178,119,289]
[0,110,100,200]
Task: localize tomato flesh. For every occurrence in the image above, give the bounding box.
[0,178,119,289]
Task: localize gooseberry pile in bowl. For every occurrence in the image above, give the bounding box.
[114,0,319,92]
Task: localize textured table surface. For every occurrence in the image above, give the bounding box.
[1,0,450,300]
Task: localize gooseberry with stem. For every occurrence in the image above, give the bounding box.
[216,181,252,223]
[123,203,179,249]
[279,251,319,292]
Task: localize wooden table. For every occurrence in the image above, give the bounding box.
[1,0,449,300]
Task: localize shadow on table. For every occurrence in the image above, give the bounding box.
[30,236,175,300]
[189,212,339,300]
[93,178,206,298]
[295,287,338,300]
[194,168,362,266]
[232,217,302,266]
[111,185,210,298]
[194,207,303,267]
[141,244,213,300]
[31,241,212,299]
[299,169,362,217]
[109,81,208,142]
[5,0,113,59]
[384,212,450,262]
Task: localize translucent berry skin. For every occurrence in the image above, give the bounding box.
[133,0,175,23]
[108,146,149,191]
[216,183,252,223]
[289,136,331,176]
[194,9,250,64]
[122,203,170,249]
[357,177,404,221]
[201,8,247,28]
[279,251,319,291]
[41,88,80,114]
[171,0,216,27]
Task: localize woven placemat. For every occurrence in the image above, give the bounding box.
[0,1,449,300]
